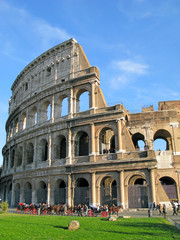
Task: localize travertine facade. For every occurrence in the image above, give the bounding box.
[1,38,180,208]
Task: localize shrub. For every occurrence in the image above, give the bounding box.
[1,201,9,212]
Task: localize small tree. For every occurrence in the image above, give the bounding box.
[1,201,9,213]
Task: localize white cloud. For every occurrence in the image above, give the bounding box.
[116,60,148,75]
[0,0,72,57]
[110,59,149,88]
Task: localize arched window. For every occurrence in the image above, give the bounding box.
[39,139,48,161]
[154,129,172,151]
[55,135,66,159]
[15,118,19,133]
[30,107,38,125]
[10,148,15,168]
[17,147,23,167]
[42,101,51,122]
[75,131,89,156]
[54,179,66,204]
[76,89,89,113]
[26,143,34,164]
[100,177,117,206]
[74,178,89,206]
[47,104,51,120]
[159,177,177,200]
[61,97,68,116]
[24,182,32,204]
[99,127,115,154]
[22,113,26,130]
[132,133,145,150]
[37,181,47,204]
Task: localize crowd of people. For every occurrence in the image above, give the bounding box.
[153,201,180,216]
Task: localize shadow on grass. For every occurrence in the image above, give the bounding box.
[54,226,68,230]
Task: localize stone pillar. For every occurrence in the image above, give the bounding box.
[116,118,125,153]
[67,128,72,164]
[150,169,156,208]
[90,82,95,109]
[47,179,51,206]
[90,124,95,162]
[51,95,55,123]
[33,138,37,169]
[11,182,15,207]
[96,186,101,206]
[20,184,25,203]
[32,181,37,204]
[66,174,72,207]
[22,142,26,171]
[119,171,125,208]
[48,134,52,167]
[68,87,73,117]
[91,172,96,205]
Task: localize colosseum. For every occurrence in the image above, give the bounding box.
[0,38,180,209]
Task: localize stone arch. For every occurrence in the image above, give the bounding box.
[15,183,20,206]
[158,176,178,201]
[39,139,48,161]
[55,135,66,159]
[42,100,51,122]
[15,117,19,133]
[99,127,115,154]
[74,131,89,156]
[100,176,117,206]
[37,181,47,204]
[132,132,145,150]
[26,143,34,164]
[74,178,89,206]
[29,106,38,126]
[128,174,148,208]
[75,88,90,113]
[22,112,26,130]
[60,95,69,117]
[17,146,23,167]
[24,182,32,204]
[154,129,172,151]
[54,179,66,204]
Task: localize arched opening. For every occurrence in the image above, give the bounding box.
[100,176,117,206]
[159,177,177,201]
[61,97,68,116]
[8,184,12,206]
[39,139,48,161]
[24,182,32,204]
[30,107,37,125]
[26,143,34,164]
[55,135,66,159]
[154,129,172,151]
[15,183,20,206]
[17,147,23,167]
[10,148,15,168]
[132,133,145,150]
[128,175,148,208]
[37,181,47,204]
[76,89,89,113]
[75,131,89,156]
[74,178,89,206]
[22,113,26,130]
[42,101,51,122]
[99,127,115,154]
[54,179,66,204]
[15,118,19,133]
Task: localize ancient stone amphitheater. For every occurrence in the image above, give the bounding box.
[1,38,180,208]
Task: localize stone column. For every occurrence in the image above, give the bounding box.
[66,174,72,207]
[67,128,72,164]
[33,138,37,169]
[20,184,25,203]
[96,186,101,206]
[150,169,156,208]
[11,182,15,207]
[51,95,55,123]
[68,87,73,117]
[47,179,51,206]
[32,181,37,204]
[90,124,95,162]
[48,134,52,167]
[91,172,96,206]
[116,118,125,153]
[90,82,95,109]
[119,171,125,208]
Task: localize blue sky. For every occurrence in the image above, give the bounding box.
[0,0,180,165]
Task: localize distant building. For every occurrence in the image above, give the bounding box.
[0,39,180,208]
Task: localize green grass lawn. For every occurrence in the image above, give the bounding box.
[0,213,180,240]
